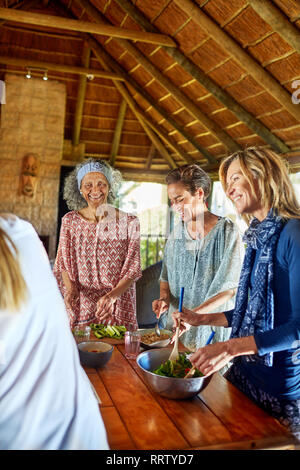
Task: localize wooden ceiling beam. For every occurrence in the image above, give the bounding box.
[72,44,90,147]
[113,81,179,170]
[51,0,215,164]
[0,7,176,47]
[85,35,214,164]
[249,0,300,55]
[76,0,240,155]
[0,55,124,80]
[75,0,216,163]
[115,0,290,154]
[110,99,127,166]
[173,0,300,123]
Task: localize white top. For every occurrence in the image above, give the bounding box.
[0,216,109,450]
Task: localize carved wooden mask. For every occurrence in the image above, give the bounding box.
[19,153,39,198]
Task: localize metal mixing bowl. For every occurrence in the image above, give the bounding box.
[136,348,213,400]
[78,341,113,368]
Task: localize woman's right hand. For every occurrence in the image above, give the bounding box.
[152,298,169,318]
[172,307,205,328]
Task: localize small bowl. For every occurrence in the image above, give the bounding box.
[138,328,172,350]
[78,341,113,368]
[136,348,213,400]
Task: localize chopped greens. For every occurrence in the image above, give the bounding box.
[152,352,203,378]
[90,323,127,339]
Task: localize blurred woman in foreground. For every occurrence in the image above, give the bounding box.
[173,147,300,439]
[0,214,109,449]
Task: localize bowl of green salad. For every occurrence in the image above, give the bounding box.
[136,348,213,399]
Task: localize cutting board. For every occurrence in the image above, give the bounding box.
[90,331,125,345]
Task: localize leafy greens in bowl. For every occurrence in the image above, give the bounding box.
[152,352,203,378]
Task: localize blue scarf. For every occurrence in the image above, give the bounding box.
[231,210,284,367]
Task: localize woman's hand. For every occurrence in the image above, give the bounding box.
[152,298,169,318]
[189,341,233,377]
[96,293,117,325]
[64,284,79,311]
[172,307,205,328]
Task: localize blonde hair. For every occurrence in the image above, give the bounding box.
[219,147,300,224]
[0,215,28,312]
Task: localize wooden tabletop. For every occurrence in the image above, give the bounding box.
[83,340,296,450]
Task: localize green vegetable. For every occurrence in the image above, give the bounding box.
[152,353,203,378]
[90,323,127,339]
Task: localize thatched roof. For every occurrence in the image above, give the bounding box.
[0,0,299,182]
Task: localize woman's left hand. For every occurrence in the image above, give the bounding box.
[96,293,117,325]
[189,341,233,377]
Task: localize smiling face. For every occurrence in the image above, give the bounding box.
[167,181,204,222]
[80,172,109,209]
[225,158,267,220]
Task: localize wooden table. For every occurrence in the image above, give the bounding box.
[83,339,296,450]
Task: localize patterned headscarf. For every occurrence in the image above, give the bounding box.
[76,162,112,190]
[231,209,285,367]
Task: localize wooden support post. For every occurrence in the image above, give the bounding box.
[110,99,127,166]
[173,0,300,122]
[72,44,90,147]
[145,144,156,170]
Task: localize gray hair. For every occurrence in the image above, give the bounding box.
[63,158,123,210]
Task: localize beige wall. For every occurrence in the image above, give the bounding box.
[0,73,66,259]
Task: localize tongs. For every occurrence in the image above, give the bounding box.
[168,287,184,363]
[184,330,216,379]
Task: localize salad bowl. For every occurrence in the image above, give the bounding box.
[136,348,213,400]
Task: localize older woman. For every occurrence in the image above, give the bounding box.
[173,147,300,439]
[54,159,142,330]
[152,163,244,353]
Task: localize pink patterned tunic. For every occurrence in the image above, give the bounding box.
[53,210,142,330]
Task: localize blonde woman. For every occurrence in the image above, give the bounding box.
[0,214,108,450]
[172,147,300,440]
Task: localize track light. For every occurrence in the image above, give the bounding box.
[26,69,31,79]
[43,71,48,81]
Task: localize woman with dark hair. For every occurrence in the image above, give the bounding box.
[53,158,142,330]
[172,147,300,439]
[153,163,244,354]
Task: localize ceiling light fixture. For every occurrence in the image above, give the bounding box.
[43,71,48,81]
[26,69,31,79]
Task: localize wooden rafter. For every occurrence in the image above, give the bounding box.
[85,34,215,164]
[249,0,300,55]
[115,0,290,154]
[76,0,240,154]
[0,7,176,46]
[0,55,124,80]
[109,98,127,167]
[73,1,216,163]
[114,82,178,170]
[173,0,300,123]
[72,44,90,147]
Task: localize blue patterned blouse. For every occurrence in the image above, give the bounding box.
[159,217,244,352]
